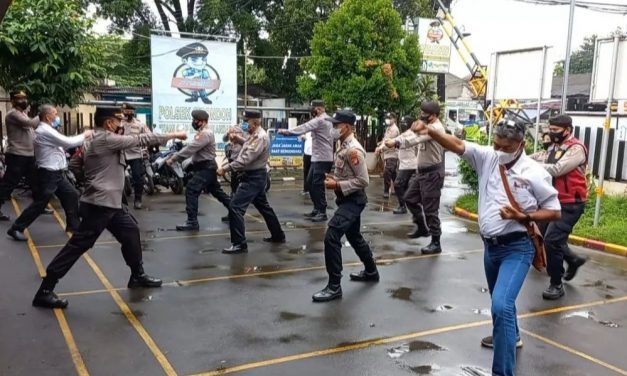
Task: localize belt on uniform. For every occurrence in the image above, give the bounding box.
[193,160,217,170]
[417,164,442,174]
[481,231,529,246]
[243,168,266,173]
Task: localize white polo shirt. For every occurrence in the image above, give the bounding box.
[462,142,561,237]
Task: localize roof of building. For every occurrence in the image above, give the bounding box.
[551,73,591,97]
[92,86,152,95]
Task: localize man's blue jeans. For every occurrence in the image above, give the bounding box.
[484,236,534,376]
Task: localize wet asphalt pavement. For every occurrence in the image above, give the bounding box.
[1,154,627,376]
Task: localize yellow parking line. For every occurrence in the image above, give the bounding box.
[188,295,627,376]
[10,199,90,376]
[46,205,177,376]
[521,329,627,375]
[58,249,483,297]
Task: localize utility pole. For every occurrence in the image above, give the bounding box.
[560,0,576,113]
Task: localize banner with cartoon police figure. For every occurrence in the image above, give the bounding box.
[150,35,237,150]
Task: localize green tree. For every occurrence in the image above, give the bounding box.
[298,0,422,117]
[0,0,106,107]
[94,34,151,87]
[554,35,596,76]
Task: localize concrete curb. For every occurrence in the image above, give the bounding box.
[452,206,627,258]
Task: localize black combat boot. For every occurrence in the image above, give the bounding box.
[421,236,442,255]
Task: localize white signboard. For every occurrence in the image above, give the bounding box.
[150,35,237,149]
[418,18,451,74]
[487,47,553,100]
[590,38,627,102]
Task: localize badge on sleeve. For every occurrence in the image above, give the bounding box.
[349,149,360,166]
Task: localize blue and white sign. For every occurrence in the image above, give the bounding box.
[269,135,304,167]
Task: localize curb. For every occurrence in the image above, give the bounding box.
[452,206,627,258]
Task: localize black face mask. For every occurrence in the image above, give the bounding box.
[550,130,567,144]
[310,109,318,117]
[14,99,28,110]
[543,142,552,150]
[191,121,201,131]
[125,114,134,121]
[419,115,431,123]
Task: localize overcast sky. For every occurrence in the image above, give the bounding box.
[446,0,627,77]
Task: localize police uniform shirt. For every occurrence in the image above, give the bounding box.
[34,122,85,171]
[174,128,216,163]
[334,135,369,196]
[224,126,270,172]
[5,109,39,156]
[122,119,151,160]
[398,119,445,168]
[228,126,248,158]
[382,123,400,160]
[462,141,561,237]
[81,129,169,209]
[391,129,419,170]
[286,113,334,162]
[530,135,587,177]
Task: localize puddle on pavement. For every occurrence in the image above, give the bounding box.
[460,365,492,376]
[279,311,306,321]
[408,364,440,374]
[388,287,413,301]
[197,248,219,254]
[187,264,218,270]
[362,230,384,236]
[427,304,455,313]
[280,221,296,229]
[561,310,621,328]
[111,310,144,318]
[288,245,308,255]
[241,265,282,274]
[278,334,305,343]
[457,255,468,260]
[472,308,491,316]
[387,341,445,359]
[442,224,468,234]
[582,280,616,290]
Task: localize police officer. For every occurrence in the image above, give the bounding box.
[531,114,588,300]
[278,100,334,223]
[312,110,379,303]
[7,105,91,241]
[168,110,230,231]
[375,112,400,199]
[385,101,446,254]
[388,115,419,214]
[0,90,39,221]
[217,110,285,254]
[31,107,187,309]
[220,124,247,223]
[121,103,152,209]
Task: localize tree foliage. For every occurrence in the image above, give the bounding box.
[554,35,596,76]
[0,0,105,107]
[297,0,422,116]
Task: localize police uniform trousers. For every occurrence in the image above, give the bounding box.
[404,164,445,236]
[303,154,312,193]
[13,169,80,232]
[541,202,586,285]
[325,190,376,287]
[230,170,242,196]
[309,161,333,213]
[0,153,37,207]
[383,158,399,194]
[394,169,416,209]
[41,202,144,288]
[126,158,145,198]
[229,169,284,245]
[186,161,230,222]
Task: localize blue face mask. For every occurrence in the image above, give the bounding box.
[241,121,249,132]
[51,116,61,129]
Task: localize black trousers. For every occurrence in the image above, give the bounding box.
[310,161,333,213]
[303,154,312,192]
[325,191,376,286]
[0,153,37,207]
[405,167,445,237]
[542,202,586,285]
[229,169,283,245]
[230,170,242,196]
[14,169,80,231]
[127,158,144,198]
[43,202,143,285]
[394,169,416,208]
[186,167,230,222]
[383,158,399,194]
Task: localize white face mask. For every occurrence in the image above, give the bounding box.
[385,119,391,126]
[331,128,341,140]
[496,143,522,165]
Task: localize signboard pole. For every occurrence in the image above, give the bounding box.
[560,0,576,113]
[593,35,621,227]
[487,53,498,145]
[533,46,548,153]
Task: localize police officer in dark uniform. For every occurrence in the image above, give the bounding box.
[312,110,379,303]
[0,90,39,221]
[31,107,187,309]
[121,103,152,209]
[176,42,212,104]
[168,110,231,231]
[217,110,285,254]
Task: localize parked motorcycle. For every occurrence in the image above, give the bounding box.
[151,141,185,194]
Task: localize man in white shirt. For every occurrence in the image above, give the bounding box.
[7,105,91,241]
[412,118,561,376]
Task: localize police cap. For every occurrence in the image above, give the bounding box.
[385,112,397,120]
[121,103,135,111]
[192,109,209,121]
[176,42,209,58]
[420,101,440,115]
[9,90,27,100]
[310,100,325,108]
[94,107,124,126]
[400,115,416,125]
[242,109,261,119]
[549,114,572,128]
[330,110,356,126]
